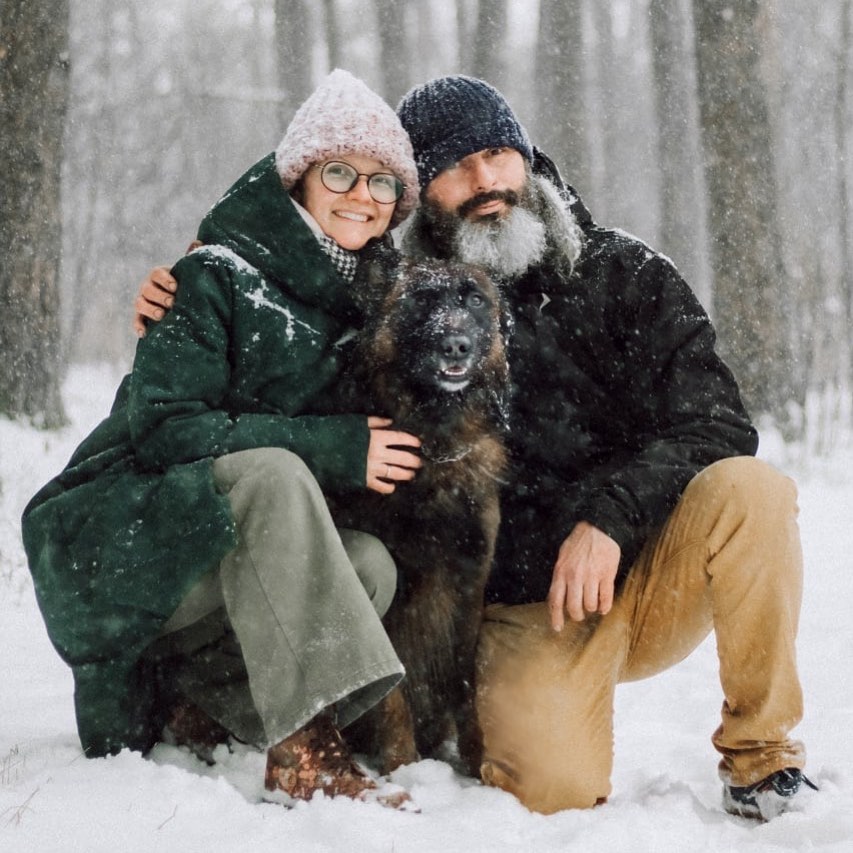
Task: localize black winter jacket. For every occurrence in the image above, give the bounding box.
[406,150,758,605]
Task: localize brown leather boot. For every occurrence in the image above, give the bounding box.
[264,715,413,808]
[164,702,231,763]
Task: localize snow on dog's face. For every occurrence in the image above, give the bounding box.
[375,259,504,397]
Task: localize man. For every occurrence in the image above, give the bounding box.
[135,76,814,821]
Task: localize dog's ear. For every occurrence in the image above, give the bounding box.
[353,237,402,315]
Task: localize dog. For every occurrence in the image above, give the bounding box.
[330,245,509,777]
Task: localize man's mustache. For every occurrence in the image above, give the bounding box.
[457,189,520,218]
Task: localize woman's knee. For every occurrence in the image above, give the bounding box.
[339,529,397,617]
[213,448,319,500]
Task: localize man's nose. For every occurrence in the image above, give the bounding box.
[469,159,497,192]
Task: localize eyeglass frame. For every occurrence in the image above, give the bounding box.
[315,160,406,204]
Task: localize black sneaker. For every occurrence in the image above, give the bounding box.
[723,768,818,821]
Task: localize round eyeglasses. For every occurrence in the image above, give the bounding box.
[317,161,405,204]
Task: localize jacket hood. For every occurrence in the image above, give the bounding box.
[531,147,593,230]
[196,153,359,319]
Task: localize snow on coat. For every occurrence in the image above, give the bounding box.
[21,154,370,756]
[486,153,759,603]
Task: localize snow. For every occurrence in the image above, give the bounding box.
[2,364,852,851]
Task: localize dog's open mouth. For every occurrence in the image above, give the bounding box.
[437,363,472,391]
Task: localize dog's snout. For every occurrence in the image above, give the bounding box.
[442,333,472,360]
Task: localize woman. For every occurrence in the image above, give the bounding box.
[22,70,422,806]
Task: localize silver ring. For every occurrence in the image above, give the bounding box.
[385,464,391,479]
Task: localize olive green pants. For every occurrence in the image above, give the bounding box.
[476,457,805,814]
[150,448,403,747]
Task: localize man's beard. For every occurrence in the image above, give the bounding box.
[411,173,583,280]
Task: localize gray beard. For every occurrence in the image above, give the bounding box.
[402,172,584,281]
[452,205,547,278]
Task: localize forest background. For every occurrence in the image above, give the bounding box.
[1,0,851,462]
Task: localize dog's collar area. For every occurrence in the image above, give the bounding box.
[421,445,473,464]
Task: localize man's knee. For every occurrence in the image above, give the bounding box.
[476,604,616,813]
[682,457,803,592]
[687,456,798,519]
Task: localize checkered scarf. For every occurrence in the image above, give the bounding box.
[319,235,359,282]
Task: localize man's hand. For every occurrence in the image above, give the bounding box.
[366,416,422,494]
[133,266,177,338]
[547,521,621,631]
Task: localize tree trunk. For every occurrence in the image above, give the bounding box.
[535,0,589,195]
[457,0,476,74]
[839,0,853,399]
[0,0,69,427]
[375,0,412,106]
[648,0,711,307]
[472,0,508,93]
[322,0,342,71]
[275,0,313,123]
[692,0,792,424]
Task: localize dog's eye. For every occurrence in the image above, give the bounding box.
[406,291,430,309]
[467,292,485,309]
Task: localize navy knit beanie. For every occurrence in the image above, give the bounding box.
[397,75,534,189]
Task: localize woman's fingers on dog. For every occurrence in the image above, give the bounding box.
[387,447,422,470]
[368,467,396,494]
[368,418,421,447]
[380,432,423,471]
[366,419,421,491]
[386,429,421,449]
[384,463,417,481]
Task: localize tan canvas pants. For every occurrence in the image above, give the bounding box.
[476,457,805,814]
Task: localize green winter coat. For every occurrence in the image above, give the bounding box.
[21,153,372,756]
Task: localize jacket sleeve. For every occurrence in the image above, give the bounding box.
[127,256,369,492]
[574,251,758,568]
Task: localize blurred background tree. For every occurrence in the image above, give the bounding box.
[2,0,851,451]
[0,0,70,427]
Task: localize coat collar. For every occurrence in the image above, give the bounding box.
[196,153,360,321]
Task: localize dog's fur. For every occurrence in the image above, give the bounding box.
[331,246,509,776]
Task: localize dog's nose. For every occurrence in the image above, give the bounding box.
[442,334,472,360]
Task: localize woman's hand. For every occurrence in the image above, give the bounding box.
[133,267,177,338]
[366,416,422,494]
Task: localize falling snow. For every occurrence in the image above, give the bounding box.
[1,365,851,851]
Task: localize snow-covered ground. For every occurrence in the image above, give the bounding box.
[2,365,852,852]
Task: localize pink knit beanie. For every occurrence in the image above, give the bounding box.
[276,69,419,228]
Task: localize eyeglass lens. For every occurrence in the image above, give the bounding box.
[320,162,404,204]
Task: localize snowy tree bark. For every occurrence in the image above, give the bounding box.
[375,0,412,106]
[275,0,313,122]
[0,0,69,427]
[534,0,588,193]
[839,0,853,396]
[648,0,711,307]
[693,0,793,425]
[322,0,343,71]
[472,0,508,93]
[456,0,476,74]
